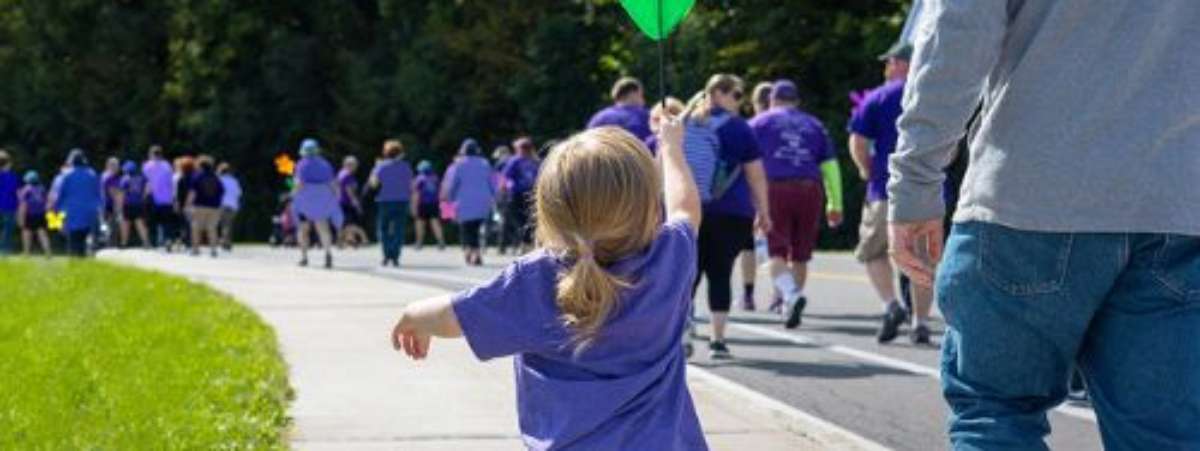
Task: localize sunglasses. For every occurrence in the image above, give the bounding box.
[731,90,744,101]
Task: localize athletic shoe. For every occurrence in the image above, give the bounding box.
[708,341,732,360]
[768,297,783,314]
[324,253,333,269]
[742,294,756,312]
[877,302,907,344]
[785,296,807,329]
[910,324,932,346]
[298,257,309,267]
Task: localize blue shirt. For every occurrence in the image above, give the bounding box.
[703,109,762,219]
[0,169,18,213]
[444,156,495,222]
[501,155,540,196]
[55,166,101,231]
[849,79,904,202]
[452,220,706,451]
[587,104,653,141]
[372,159,414,203]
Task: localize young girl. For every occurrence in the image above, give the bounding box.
[392,117,707,450]
[17,171,51,255]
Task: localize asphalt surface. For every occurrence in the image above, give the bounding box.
[223,243,1104,451]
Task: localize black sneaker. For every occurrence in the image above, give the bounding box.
[910,324,932,346]
[877,302,907,343]
[785,296,807,329]
[298,257,309,267]
[708,341,732,360]
[324,252,333,269]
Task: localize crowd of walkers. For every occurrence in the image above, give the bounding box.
[0,146,242,257]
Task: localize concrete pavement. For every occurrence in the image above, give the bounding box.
[99,249,878,450]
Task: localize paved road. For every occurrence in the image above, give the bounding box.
[223,244,1104,451]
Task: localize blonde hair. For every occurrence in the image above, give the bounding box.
[535,127,662,351]
[752,82,773,115]
[684,74,745,124]
[649,97,686,133]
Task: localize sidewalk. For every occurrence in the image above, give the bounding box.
[100,249,879,450]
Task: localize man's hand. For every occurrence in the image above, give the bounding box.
[826,210,844,228]
[754,211,773,235]
[888,218,944,287]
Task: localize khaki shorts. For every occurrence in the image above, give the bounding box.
[854,201,889,263]
[190,207,222,234]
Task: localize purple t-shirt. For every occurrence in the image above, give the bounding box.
[587,104,653,141]
[296,156,336,185]
[18,185,46,216]
[371,159,414,203]
[443,156,496,222]
[452,220,706,451]
[703,109,762,219]
[119,174,148,207]
[848,79,904,202]
[142,159,175,206]
[0,169,18,213]
[413,173,440,206]
[101,172,122,210]
[750,107,834,182]
[501,155,540,196]
[337,169,359,207]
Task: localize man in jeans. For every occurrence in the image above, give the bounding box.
[889,1,1200,449]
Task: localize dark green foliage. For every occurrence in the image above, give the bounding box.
[0,0,909,247]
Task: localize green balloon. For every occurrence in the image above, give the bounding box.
[619,0,695,41]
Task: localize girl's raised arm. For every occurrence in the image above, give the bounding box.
[658,114,701,232]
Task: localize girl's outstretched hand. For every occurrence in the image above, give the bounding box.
[392,310,432,360]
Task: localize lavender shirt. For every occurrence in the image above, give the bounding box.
[587,104,653,141]
[292,156,343,226]
[371,159,414,203]
[452,220,706,450]
[443,156,495,222]
[750,106,834,182]
[142,159,175,206]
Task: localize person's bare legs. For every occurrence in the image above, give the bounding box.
[414,219,426,249]
[298,221,312,265]
[710,312,728,343]
[315,220,333,268]
[792,261,809,292]
[206,220,220,256]
[120,219,131,247]
[739,250,757,309]
[135,219,150,248]
[768,257,791,302]
[431,220,445,248]
[21,229,32,255]
[865,258,897,304]
[190,218,203,255]
[37,230,51,256]
[912,284,934,326]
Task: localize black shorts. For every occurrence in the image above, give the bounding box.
[459,220,484,248]
[341,204,362,226]
[23,213,47,231]
[124,204,146,221]
[417,203,439,220]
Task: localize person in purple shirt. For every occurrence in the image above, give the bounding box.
[848,43,934,345]
[336,156,369,249]
[117,161,151,248]
[0,150,19,254]
[498,137,540,255]
[52,149,102,257]
[186,155,225,258]
[142,145,175,248]
[683,74,771,359]
[441,138,495,266]
[750,80,845,329]
[586,77,653,141]
[369,139,415,267]
[100,157,122,247]
[392,122,708,451]
[292,139,342,268]
[410,160,445,250]
[17,171,51,255]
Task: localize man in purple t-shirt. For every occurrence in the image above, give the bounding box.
[750,80,844,330]
[141,145,175,247]
[848,43,933,345]
[586,77,653,141]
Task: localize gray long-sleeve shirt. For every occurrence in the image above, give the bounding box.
[888,0,1200,235]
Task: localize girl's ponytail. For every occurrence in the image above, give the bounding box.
[556,238,628,352]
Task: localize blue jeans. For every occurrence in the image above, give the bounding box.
[377,201,407,262]
[0,211,14,255]
[937,222,1200,450]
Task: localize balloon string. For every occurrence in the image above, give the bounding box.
[657,0,667,110]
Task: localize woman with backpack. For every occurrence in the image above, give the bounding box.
[683,74,771,360]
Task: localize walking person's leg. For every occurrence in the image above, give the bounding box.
[297,220,312,266]
[36,229,51,256]
[856,201,907,342]
[936,222,1120,450]
[395,202,408,263]
[135,218,150,248]
[1077,234,1200,450]
[206,209,221,256]
[190,211,203,255]
[738,251,757,311]
[315,219,333,268]
[431,217,445,249]
[414,218,426,249]
[21,227,32,255]
[0,212,15,255]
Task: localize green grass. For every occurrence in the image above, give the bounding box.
[0,259,292,449]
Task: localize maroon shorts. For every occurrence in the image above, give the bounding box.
[767,180,824,263]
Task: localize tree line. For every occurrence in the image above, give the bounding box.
[0,0,909,246]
